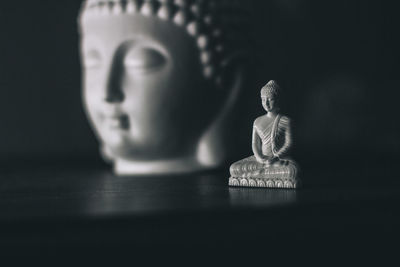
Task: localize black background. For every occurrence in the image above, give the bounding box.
[1,0,399,167]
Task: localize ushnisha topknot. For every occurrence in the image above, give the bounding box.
[79,0,252,85]
[261,80,281,98]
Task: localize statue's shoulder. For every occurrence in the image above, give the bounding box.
[253,115,266,127]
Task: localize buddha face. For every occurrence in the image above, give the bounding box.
[262,96,277,113]
[80,14,219,161]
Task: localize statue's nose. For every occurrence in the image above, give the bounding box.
[104,62,124,103]
[104,87,124,103]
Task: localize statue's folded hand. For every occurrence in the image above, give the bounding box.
[263,157,278,166]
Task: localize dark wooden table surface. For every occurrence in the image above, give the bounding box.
[0,161,399,265]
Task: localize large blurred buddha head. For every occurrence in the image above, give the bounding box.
[78,0,251,174]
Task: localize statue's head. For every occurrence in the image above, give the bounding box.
[78,0,251,174]
[261,80,280,113]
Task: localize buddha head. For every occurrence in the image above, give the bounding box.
[261,80,280,113]
[78,0,251,174]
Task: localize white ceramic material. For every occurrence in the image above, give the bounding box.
[229,81,300,188]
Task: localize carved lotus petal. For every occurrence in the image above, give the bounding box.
[257,180,266,187]
[266,180,274,187]
[229,178,238,186]
[284,181,293,188]
[240,179,248,187]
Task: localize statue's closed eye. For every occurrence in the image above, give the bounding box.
[124,48,166,72]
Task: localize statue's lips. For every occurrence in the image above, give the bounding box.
[104,114,129,130]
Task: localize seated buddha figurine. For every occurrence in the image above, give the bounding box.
[229,80,299,188]
[78,0,251,175]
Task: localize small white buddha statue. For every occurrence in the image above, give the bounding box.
[229,80,299,188]
[78,0,251,175]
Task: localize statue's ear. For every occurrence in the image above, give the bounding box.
[197,51,248,167]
